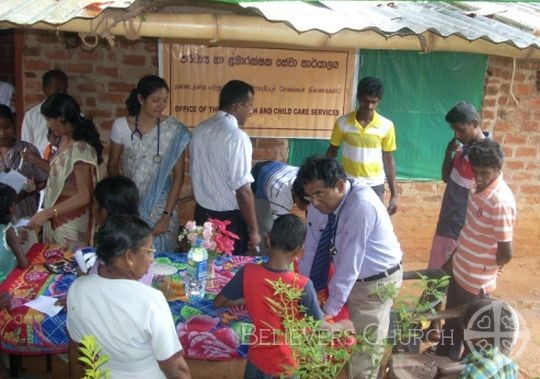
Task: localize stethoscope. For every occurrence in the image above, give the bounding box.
[329,179,354,257]
[131,115,162,164]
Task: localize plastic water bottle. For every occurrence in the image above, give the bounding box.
[185,242,208,300]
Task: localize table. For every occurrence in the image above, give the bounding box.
[151,252,265,360]
[0,244,264,361]
[0,244,75,355]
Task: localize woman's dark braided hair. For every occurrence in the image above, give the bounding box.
[41,93,103,164]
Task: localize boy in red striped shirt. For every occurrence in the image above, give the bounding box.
[437,139,516,361]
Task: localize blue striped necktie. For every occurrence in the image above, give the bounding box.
[310,213,337,292]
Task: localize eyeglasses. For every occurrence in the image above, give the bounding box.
[139,247,157,257]
[303,188,331,203]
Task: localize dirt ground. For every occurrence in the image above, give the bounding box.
[405,255,540,378]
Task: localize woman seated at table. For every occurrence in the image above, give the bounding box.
[67,214,191,379]
[28,93,102,249]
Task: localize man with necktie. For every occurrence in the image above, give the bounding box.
[297,156,403,379]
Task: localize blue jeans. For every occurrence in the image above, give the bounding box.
[244,360,298,379]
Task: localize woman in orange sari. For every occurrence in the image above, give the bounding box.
[28,94,102,249]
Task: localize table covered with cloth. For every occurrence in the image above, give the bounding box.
[0,244,264,359]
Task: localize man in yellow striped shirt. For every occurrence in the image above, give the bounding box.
[326,77,398,215]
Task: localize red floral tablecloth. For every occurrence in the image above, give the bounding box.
[153,253,265,360]
[0,244,75,355]
[0,244,263,358]
[0,245,350,360]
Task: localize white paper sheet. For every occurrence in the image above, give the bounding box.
[0,170,27,193]
[24,296,64,317]
[14,218,30,228]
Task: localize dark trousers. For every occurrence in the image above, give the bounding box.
[194,203,248,255]
[436,278,483,360]
[370,184,385,202]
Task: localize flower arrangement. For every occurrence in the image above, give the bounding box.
[179,218,239,255]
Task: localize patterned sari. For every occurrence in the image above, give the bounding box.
[0,140,48,219]
[42,141,99,250]
[121,117,191,252]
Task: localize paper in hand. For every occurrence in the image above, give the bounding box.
[0,170,28,194]
[24,295,64,317]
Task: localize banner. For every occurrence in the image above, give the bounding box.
[161,43,355,138]
[289,50,487,179]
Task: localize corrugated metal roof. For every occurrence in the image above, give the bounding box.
[0,0,136,25]
[0,0,539,54]
[239,1,540,50]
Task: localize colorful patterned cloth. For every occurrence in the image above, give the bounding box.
[0,244,75,354]
[153,252,265,360]
[459,347,519,379]
[0,244,264,359]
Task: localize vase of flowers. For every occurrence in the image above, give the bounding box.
[179,218,239,256]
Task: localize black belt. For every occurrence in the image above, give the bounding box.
[357,263,402,283]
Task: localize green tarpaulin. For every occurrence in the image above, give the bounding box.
[289,50,487,180]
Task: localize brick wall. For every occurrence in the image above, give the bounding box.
[21,30,158,147]
[480,56,540,259]
[21,31,539,260]
[0,30,15,84]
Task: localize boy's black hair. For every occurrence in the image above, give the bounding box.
[269,214,306,252]
[0,183,17,225]
[357,77,384,98]
[296,155,347,189]
[93,176,139,217]
[445,101,480,124]
[468,139,504,170]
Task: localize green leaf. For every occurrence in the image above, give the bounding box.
[78,357,93,367]
[79,347,91,356]
[95,355,109,367]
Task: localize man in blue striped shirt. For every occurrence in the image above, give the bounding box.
[297,156,403,379]
[251,161,309,254]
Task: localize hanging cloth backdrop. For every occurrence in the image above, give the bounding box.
[289,50,487,180]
